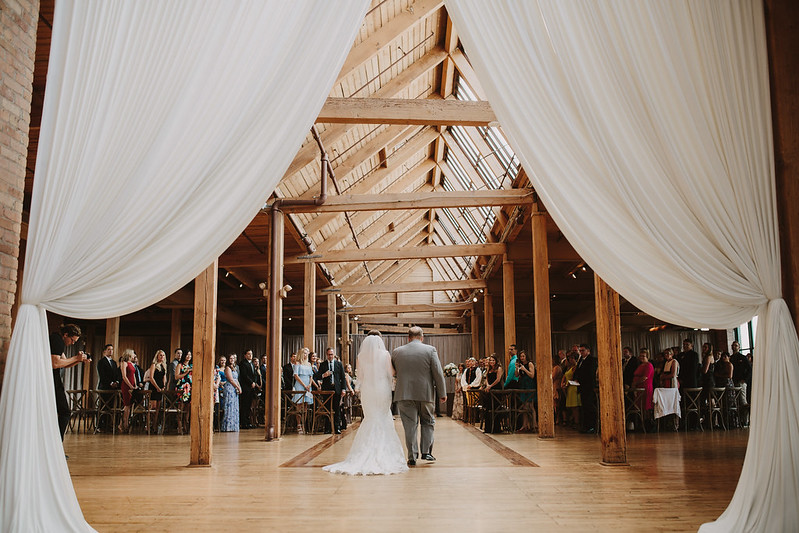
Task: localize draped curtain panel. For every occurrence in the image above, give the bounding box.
[447,1,798,531]
[0,1,368,531]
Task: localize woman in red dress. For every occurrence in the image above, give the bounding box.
[632,348,655,415]
[119,349,137,432]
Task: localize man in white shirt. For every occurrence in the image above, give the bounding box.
[461,357,483,390]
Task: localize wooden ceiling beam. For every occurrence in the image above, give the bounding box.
[335,0,445,87]
[340,302,473,315]
[316,98,496,127]
[321,278,486,296]
[315,160,436,252]
[355,316,467,325]
[277,46,446,193]
[281,189,533,213]
[302,128,439,235]
[358,324,461,334]
[287,243,506,265]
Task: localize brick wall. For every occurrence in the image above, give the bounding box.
[0,0,38,394]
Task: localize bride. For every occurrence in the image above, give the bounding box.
[323,331,408,475]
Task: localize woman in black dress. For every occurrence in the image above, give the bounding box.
[148,350,167,432]
[482,354,504,433]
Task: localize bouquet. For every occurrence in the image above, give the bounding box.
[443,363,458,377]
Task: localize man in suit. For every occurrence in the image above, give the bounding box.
[621,346,639,391]
[167,348,182,390]
[314,347,346,434]
[574,343,598,434]
[238,350,257,429]
[676,339,700,389]
[97,344,120,390]
[391,326,446,466]
[282,352,297,391]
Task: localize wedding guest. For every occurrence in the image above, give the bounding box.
[147,350,168,432]
[700,343,716,405]
[574,344,598,434]
[309,351,321,389]
[96,343,119,432]
[221,354,241,432]
[167,348,182,390]
[714,351,734,389]
[562,353,581,429]
[175,350,193,433]
[260,355,268,388]
[238,349,257,429]
[632,348,654,424]
[504,344,518,388]
[342,363,357,426]
[482,354,504,434]
[293,349,315,434]
[451,363,465,421]
[729,341,751,406]
[676,339,700,389]
[552,351,566,425]
[622,346,639,391]
[282,352,297,390]
[461,357,482,390]
[118,349,137,433]
[660,348,679,389]
[515,350,536,432]
[214,355,226,431]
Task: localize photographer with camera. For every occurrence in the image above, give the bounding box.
[50,323,89,443]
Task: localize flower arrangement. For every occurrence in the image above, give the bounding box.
[443,362,458,377]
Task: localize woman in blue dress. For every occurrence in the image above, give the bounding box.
[292,349,317,434]
[221,353,242,432]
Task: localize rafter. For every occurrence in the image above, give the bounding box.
[339,302,474,315]
[316,97,496,126]
[321,278,485,296]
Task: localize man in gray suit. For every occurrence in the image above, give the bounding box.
[391,326,447,466]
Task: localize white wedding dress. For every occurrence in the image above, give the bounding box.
[323,336,408,475]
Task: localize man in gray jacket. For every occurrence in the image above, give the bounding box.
[391,326,446,466]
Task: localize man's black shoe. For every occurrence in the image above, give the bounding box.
[335,429,341,434]
[407,458,416,466]
[421,453,436,462]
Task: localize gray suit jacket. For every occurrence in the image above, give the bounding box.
[391,339,446,403]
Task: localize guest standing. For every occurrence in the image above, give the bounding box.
[292,349,315,434]
[562,353,581,429]
[660,348,679,388]
[50,324,88,441]
[147,350,168,432]
[451,363,465,421]
[221,354,242,432]
[574,344,598,434]
[118,349,137,433]
[175,351,193,433]
[515,350,537,432]
[482,354,504,434]
[632,349,655,422]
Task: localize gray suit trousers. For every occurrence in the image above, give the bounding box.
[397,399,435,460]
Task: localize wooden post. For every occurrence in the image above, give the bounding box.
[532,212,554,438]
[502,257,516,369]
[484,291,494,357]
[170,309,182,354]
[594,273,627,465]
[342,313,350,366]
[304,261,316,350]
[327,294,336,353]
[766,0,799,333]
[190,261,217,466]
[266,209,284,441]
[470,306,480,358]
[81,324,95,407]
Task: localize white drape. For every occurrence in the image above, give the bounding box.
[0,1,368,530]
[447,1,798,531]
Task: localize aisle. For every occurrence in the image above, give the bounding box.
[66,417,746,532]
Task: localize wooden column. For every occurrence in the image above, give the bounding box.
[341,313,350,366]
[766,0,799,333]
[470,306,480,358]
[105,317,120,353]
[190,261,217,466]
[266,209,284,441]
[82,324,96,406]
[502,257,516,369]
[170,309,182,354]
[594,273,627,465]
[327,294,336,352]
[484,291,494,357]
[304,262,316,350]
[532,212,554,438]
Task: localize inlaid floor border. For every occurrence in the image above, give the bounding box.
[457,420,539,467]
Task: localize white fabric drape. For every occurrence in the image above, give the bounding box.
[0,1,368,531]
[447,1,798,531]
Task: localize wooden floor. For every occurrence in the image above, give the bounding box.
[66,418,748,532]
